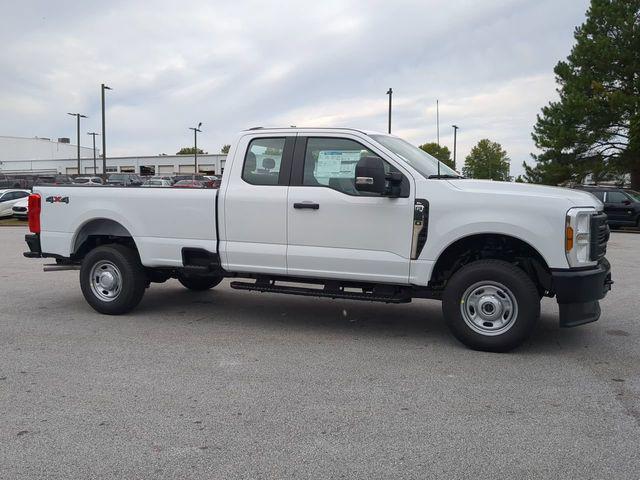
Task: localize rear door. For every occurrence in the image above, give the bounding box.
[286,135,414,284]
[221,134,295,275]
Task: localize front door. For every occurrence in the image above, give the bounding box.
[287,135,414,284]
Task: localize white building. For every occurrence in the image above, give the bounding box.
[0,135,96,162]
[0,135,226,176]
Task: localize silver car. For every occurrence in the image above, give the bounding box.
[0,189,30,218]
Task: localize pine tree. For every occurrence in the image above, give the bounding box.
[529,0,640,188]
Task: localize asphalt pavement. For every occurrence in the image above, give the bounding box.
[0,227,638,479]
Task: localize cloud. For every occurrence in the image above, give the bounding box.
[0,0,588,171]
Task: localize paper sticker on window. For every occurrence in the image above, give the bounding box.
[316,151,361,178]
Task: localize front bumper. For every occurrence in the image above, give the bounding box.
[551,258,612,327]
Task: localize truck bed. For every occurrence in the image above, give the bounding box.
[35,186,218,267]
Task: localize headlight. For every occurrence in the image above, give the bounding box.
[565,207,596,267]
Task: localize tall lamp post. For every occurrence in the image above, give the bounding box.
[452,124,459,171]
[87,132,100,175]
[386,88,393,134]
[189,123,202,173]
[67,112,87,175]
[101,84,112,176]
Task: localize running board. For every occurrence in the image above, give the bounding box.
[229,280,411,304]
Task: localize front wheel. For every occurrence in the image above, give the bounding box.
[80,244,148,315]
[442,259,540,352]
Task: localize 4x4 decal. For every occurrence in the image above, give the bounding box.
[45,196,69,204]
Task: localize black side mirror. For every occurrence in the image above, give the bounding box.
[355,157,386,195]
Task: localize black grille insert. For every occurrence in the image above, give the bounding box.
[590,213,609,261]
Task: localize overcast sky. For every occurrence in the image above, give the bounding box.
[1,0,589,176]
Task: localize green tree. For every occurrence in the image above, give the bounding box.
[418,142,455,169]
[221,144,231,154]
[463,139,511,181]
[529,0,640,188]
[176,147,206,155]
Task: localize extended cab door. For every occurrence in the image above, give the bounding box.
[286,135,414,284]
[221,134,295,275]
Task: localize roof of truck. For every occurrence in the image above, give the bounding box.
[241,126,386,136]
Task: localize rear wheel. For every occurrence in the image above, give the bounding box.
[80,244,147,315]
[442,259,540,352]
[177,274,223,291]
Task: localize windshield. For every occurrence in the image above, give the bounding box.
[370,134,460,179]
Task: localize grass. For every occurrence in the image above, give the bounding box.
[0,217,27,227]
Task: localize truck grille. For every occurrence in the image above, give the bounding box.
[590,213,609,261]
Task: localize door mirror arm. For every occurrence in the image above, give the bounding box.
[385,172,403,198]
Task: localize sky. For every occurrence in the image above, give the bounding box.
[0,0,590,176]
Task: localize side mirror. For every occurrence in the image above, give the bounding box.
[623,199,631,205]
[355,157,386,195]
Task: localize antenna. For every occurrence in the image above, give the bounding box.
[437,99,440,177]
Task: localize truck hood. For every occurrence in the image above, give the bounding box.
[445,179,602,208]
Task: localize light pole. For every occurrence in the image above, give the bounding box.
[452,124,459,171]
[101,84,112,176]
[386,88,393,134]
[189,123,202,173]
[67,112,87,175]
[87,132,100,175]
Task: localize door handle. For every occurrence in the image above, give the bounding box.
[293,202,319,210]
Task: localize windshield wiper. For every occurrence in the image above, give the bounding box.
[427,174,463,179]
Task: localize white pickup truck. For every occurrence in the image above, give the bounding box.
[23,127,612,351]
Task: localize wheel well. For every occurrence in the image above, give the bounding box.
[72,218,138,260]
[430,234,552,295]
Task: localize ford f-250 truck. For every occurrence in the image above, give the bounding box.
[22,127,612,351]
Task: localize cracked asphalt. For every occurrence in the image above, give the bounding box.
[1,227,638,479]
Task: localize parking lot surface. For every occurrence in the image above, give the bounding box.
[1,227,639,479]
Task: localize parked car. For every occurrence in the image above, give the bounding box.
[173,179,205,188]
[204,175,222,188]
[574,186,640,228]
[73,176,104,186]
[23,127,612,352]
[142,179,172,187]
[0,175,27,189]
[106,173,143,187]
[173,174,213,188]
[11,197,28,219]
[0,189,30,218]
[34,174,74,186]
[151,176,175,184]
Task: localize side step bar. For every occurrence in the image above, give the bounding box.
[229,279,411,304]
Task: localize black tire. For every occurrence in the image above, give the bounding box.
[177,274,223,291]
[442,259,540,352]
[80,244,147,315]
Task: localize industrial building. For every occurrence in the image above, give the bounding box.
[0,135,227,176]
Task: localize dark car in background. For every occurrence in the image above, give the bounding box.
[173,174,214,188]
[106,173,143,187]
[33,174,74,186]
[575,186,640,228]
[0,175,26,188]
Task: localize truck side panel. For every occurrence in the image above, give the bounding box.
[36,186,217,267]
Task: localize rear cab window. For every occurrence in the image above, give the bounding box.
[242,138,286,186]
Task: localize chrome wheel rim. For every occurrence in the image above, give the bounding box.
[90,260,122,302]
[460,281,518,336]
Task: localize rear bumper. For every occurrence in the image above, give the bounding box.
[551,258,612,327]
[24,233,42,258]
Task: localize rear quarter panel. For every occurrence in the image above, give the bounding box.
[35,186,217,267]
